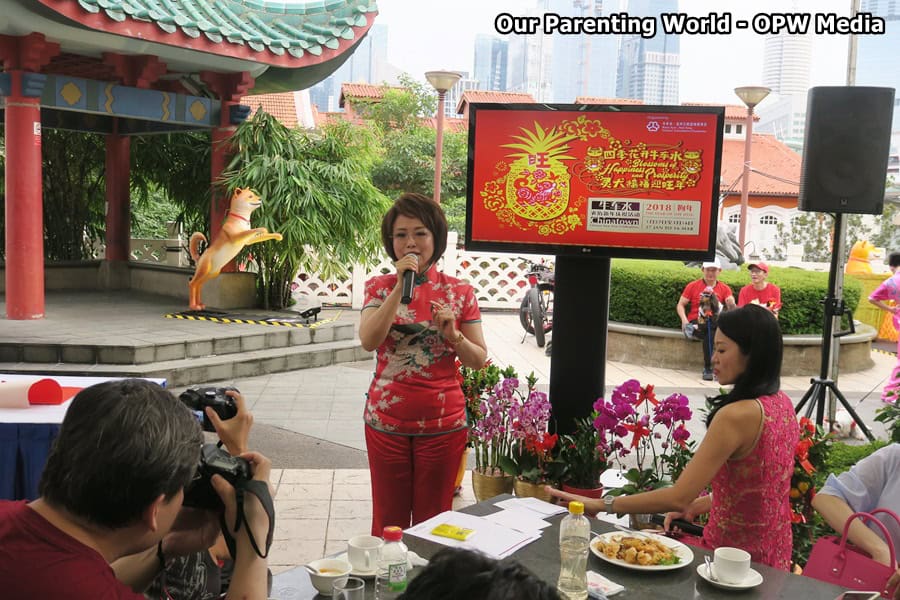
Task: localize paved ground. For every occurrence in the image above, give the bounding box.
[171,310,897,573]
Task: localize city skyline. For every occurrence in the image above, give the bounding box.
[374,0,854,106]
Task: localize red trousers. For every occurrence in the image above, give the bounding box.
[365,425,467,536]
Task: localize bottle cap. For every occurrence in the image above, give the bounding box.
[568,501,584,515]
[383,525,403,541]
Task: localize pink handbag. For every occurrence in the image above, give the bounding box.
[804,508,900,598]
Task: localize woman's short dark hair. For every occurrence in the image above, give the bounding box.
[39,379,202,529]
[380,192,448,266]
[889,251,900,269]
[706,304,783,427]
[397,547,560,600]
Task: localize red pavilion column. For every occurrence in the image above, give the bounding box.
[100,54,166,285]
[104,133,131,262]
[201,71,253,273]
[0,34,59,319]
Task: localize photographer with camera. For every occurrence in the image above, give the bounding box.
[146,386,259,600]
[0,379,273,600]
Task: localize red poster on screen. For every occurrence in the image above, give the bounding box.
[465,103,724,260]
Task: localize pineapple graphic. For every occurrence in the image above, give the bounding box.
[502,122,577,222]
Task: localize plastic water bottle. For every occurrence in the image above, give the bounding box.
[375,525,408,599]
[557,501,590,600]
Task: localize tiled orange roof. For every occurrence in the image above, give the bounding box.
[240,92,298,129]
[339,83,406,107]
[575,96,644,105]
[681,102,757,121]
[423,116,468,133]
[720,133,800,197]
[456,90,535,113]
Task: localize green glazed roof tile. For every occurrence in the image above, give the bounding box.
[69,0,376,60]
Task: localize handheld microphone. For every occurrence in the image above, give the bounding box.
[400,254,417,304]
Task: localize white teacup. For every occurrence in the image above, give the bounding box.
[712,546,751,584]
[348,535,383,573]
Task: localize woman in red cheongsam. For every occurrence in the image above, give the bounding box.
[359,193,488,536]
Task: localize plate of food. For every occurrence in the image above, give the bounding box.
[590,531,694,571]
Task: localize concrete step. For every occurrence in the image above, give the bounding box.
[0,339,372,386]
[0,322,356,366]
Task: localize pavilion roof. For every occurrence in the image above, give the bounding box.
[24,0,377,93]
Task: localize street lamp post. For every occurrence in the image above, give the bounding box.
[733,86,771,257]
[425,70,462,204]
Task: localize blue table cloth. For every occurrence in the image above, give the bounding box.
[0,422,61,501]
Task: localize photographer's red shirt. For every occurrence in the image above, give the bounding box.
[0,500,144,599]
[362,266,481,435]
[681,279,734,321]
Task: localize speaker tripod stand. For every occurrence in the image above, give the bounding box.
[793,214,874,441]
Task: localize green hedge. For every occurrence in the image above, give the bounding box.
[609,260,862,335]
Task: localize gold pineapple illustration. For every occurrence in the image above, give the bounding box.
[502,122,577,222]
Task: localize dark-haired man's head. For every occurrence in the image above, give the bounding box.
[39,379,202,529]
[398,547,560,600]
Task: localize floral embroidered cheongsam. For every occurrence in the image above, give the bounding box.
[703,391,800,570]
[363,265,481,435]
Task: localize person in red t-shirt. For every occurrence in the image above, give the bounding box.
[677,259,736,381]
[738,262,782,317]
[0,379,273,600]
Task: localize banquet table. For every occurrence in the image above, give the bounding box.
[0,374,165,501]
[270,494,848,599]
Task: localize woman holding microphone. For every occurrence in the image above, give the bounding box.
[359,193,487,535]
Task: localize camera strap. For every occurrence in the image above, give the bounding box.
[221,479,275,560]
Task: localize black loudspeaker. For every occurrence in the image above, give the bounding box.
[799,86,895,214]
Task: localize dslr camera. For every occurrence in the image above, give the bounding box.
[183,443,251,511]
[179,386,238,432]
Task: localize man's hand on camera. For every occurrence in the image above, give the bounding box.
[207,390,253,455]
[211,450,273,538]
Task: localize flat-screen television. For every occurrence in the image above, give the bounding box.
[465,103,725,260]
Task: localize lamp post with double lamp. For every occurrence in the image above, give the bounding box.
[425,70,462,204]
[733,85,771,257]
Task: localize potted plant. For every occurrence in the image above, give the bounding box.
[557,414,609,498]
[594,379,694,528]
[495,372,563,502]
[468,368,522,501]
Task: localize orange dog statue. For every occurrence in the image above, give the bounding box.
[845,240,876,275]
[188,188,282,310]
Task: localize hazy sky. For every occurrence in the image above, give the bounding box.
[374,0,856,106]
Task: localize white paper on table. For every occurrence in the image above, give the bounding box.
[588,570,625,597]
[494,496,567,517]
[482,507,552,535]
[405,510,540,559]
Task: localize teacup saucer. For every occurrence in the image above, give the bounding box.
[696,563,763,590]
[335,552,376,579]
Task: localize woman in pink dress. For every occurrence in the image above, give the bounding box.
[869,251,900,403]
[549,304,799,570]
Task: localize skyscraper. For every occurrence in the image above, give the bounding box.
[307,23,389,112]
[473,34,508,91]
[548,0,621,101]
[755,31,812,148]
[616,0,680,104]
[856,0,900,152]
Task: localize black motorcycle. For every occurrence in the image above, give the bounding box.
[518,258,554,348]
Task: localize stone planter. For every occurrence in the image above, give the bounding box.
[561,483,605,499]
[471,470,514,502]
[513,478,554,503]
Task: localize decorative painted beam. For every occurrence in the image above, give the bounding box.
[44,74,221,127]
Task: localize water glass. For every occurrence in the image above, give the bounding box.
[333,576,365,600]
